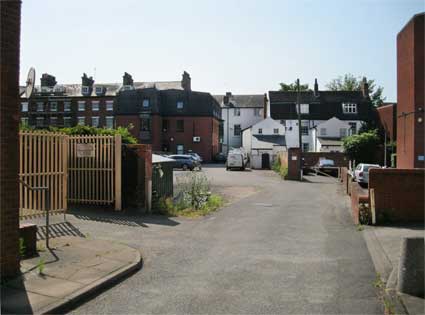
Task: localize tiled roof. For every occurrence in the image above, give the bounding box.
[269,90,366,103]
[253,134,286,146]
[213,94,264,108]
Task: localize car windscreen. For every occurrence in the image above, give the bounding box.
[364,165,379,171]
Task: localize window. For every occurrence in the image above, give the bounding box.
[64,117,72,127]
[92,116,99,127]
[95,86,104,95]
[21,102,28,112]
[273,128,279,134]
[106,100,113,111]
[37,102,44,112]
[342,103,357,114]
[176,144,184,155]
[301,125,309,136]
[254,108,261,116]
[177,101,184,109]
[50,102,57,112]
[340,128,347,138]
[349,122,357,134]
[64,101,71,112]
[78,101,85,111]
[258,128,262,134]
[320,128,327,136]
[77,117,85,126]
[176,120,184,132]
[234,108,240,116]
[50,116,58,125]
[36,117,44,127]
[92,101,99,111]
[296,104,309,114]
[234,124,241,136]
[140,115,151,131]
[81,86,90,94]
[21,117,29,126]
[162,119,169,132]
[106,116,114,129]
[280,120,286,126]
[142,99,150,108]
[302,143,309,152]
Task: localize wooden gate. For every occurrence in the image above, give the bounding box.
[68,135,121,210]
[19,131,68,218]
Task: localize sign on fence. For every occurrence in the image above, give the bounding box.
[76,143,96,158]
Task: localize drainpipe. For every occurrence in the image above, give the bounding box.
[227,107,229,155]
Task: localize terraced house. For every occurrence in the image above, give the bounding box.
[19,71,221,161]
[269,79,374,152]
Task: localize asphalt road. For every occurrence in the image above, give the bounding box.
[66,165,381,314]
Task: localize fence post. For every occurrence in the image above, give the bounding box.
[114,135,122,211]
[370,188,376,225]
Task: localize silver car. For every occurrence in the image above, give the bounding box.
[354,163,381,184]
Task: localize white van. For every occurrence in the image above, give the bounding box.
[226,151,246,171]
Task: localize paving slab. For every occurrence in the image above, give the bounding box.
[1,236,142,315]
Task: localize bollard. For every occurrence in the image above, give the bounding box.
[397,237,424,297]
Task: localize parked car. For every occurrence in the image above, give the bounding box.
[315,159,338,176]
[226,151,246,171]
[354,163,381,185]
[213,152,227,163]
[168,155,201,171]
[187,152,203,163]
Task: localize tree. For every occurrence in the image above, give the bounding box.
[279,80,311,92]
[326,74,385,107]
[342,129,381,164]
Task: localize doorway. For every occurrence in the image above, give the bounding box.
[261,153,270,169]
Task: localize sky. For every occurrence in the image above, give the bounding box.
[20,0,424,102]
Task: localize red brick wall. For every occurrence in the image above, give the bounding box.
[151,114,162,152]
[369,168,424,223]
[286,147,301,180]
[302,152,348,168]
[397,13,425,168]
[377,103,396,141]
[0,0,21,278]
[116,115,140,139]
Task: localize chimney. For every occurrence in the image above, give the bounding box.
[314,78,319,97]
[181,71,191,91]
[123,72,133,86]
[223,91,232,105]
[81,73,94,87]
[263,93,269,119]
[361,77,369,98]
[40,73,57,87]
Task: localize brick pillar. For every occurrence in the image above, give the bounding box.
[0,0,22,278]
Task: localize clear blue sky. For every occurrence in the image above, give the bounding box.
[20,0,424,102]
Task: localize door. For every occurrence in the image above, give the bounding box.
[261,153,270,169]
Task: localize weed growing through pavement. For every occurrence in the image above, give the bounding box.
[19,238,26,258]
[37,258,45,275]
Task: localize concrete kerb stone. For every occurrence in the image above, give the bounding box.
[37,249,143,315]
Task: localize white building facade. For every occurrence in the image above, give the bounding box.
[214,93,265,154]
[242,117,286,169]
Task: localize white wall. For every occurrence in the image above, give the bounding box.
[222,107,263,152]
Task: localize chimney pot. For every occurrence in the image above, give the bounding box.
[314,78,319,97]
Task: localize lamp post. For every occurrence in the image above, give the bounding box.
[297,79,303,181]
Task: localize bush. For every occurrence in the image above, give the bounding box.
[359,203,371,225]
[342,129,380,164]
[20,124,138,144]
[272,156,287,178]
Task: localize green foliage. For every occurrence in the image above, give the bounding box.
[37,258,45,275]
[19,238,26,258]
[342,129,380,164]
[326,73,386,107]
[279,81,311,92]
[20,124,137,144]
[272,157,288,178]
[359,203,371,225]
[176,172,211,210]
[49,125,137,144]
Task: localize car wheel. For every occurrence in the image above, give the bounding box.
[182,164,188,171]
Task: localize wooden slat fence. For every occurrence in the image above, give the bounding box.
[19,131,68,218]
[67,134,121,210]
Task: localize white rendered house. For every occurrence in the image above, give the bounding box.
[242,117,286,169]
[214,92,265,154]
[311,117,351,152]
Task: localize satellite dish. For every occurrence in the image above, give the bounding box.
[22,67,35,98]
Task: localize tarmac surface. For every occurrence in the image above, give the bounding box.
[63,165,382,314]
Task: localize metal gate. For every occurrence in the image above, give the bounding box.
[68,135,121,210]
[19,131,68,218]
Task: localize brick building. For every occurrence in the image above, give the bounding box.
[20,71,221,161]
[115,82,222,161]
[1,0,21,277]
[397,13,424,168]
[377,103,397,142]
